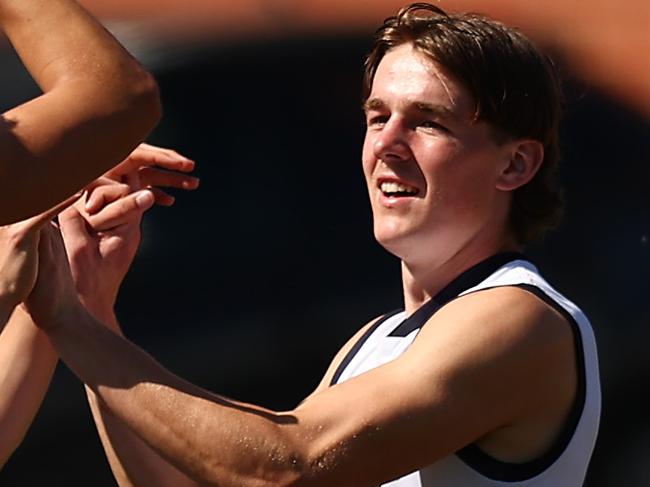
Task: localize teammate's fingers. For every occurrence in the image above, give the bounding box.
[138,167,200,190]
[84,176,117,193]
[136,143,195,171]
[108,143,195,178]
[149,187,175,207]
[59,205,92,242]
[84,183,132,215]
[86,190,154,231]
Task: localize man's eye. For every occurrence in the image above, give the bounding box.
[367,115,388,126]
[419,120,449,133]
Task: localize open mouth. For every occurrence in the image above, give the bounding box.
[379,180,419,197]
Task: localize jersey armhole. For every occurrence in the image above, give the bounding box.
[455,283,587,482]
[329,309,403,386]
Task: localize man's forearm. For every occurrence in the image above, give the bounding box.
[0,0,160,223]
[86,387,199,487]
[46,305,303,486]
[79,310,198,487]
[0,306,57,467]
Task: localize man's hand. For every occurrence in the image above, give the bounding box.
[0,195,80,327]
[60,144,198,323]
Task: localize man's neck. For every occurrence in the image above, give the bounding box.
[400,234,520,314]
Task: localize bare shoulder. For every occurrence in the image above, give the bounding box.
[408,285,576,376]
[406,285,577,453]
[424,285,574,351]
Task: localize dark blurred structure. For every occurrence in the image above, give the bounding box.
[1,1,649,485]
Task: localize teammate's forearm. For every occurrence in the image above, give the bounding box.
[46,305,304,486]
[0,0,147,92]
[0,0,160,224]
[0,306,57,467]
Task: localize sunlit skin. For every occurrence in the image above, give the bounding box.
[11,31,574,487]
[362,43,530,312]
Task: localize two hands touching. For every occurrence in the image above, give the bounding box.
[0,143,198,332]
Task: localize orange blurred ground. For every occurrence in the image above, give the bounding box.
[9,0,650,117]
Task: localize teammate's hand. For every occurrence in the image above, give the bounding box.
[91,142,199,209]
[59,186,153,325]
[59,144,198,324]
[0,195,81,323]
[23,222,82,330]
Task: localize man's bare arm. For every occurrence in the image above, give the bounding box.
[0,0,160,224]
[0,306,57,467]
[29,263,577,487]
[85,312,198,487]
[56,147,200,486]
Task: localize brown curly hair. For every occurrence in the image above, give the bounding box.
[364,3,564,244]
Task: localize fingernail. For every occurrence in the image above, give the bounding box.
[135,191,154,208]
[182,178,200,189]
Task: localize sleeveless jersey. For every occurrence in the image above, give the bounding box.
[330,253,600,486]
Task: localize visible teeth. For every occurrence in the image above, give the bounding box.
[380,181,418,195]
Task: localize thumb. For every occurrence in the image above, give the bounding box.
[86,189,154,231]
[59,204,91,243]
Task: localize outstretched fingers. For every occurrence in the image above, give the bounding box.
[107,143,196,180]
[138,166,200,191]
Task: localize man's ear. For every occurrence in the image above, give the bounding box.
[496,140,544,191]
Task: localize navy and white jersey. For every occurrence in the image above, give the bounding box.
[330,253,600,487]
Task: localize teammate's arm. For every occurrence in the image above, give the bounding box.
[0,0,160,224]
[0,306,57,468]
[0,145,194,473]
[0,195,85,465]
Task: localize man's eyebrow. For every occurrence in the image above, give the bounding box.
[362,98,384,112]
[362,98,456,119]
[414,102,455,119]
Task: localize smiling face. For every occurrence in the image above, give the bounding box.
[362,43,516,266]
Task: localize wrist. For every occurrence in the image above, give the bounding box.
[44,298,90,336]
[78,296,120,334]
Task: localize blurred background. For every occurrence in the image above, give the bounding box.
[1,0,648,485]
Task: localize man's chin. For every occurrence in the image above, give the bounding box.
[374,228,414,259]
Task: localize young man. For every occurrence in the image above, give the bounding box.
[23,4,600,486]
[0,0,160,224]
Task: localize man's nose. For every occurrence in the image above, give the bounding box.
[373,119,411,163]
